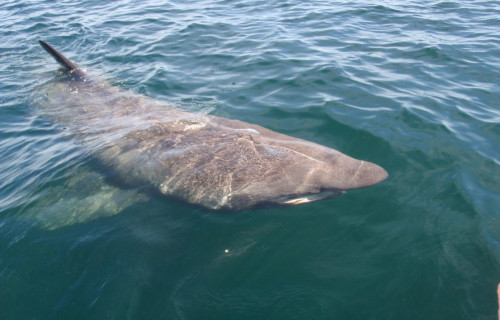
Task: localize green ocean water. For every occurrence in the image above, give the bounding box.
[1,0,500,319]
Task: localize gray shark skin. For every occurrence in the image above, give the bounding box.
[38,40,387,211]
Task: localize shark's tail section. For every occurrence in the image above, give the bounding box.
[39,40,87,80]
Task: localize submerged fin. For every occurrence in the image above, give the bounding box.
[39,40,87,80]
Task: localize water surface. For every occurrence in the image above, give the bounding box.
[1,1,499,319]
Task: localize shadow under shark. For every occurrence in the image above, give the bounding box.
[38,40,387,211]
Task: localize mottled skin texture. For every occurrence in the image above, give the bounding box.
[39,41,388,210]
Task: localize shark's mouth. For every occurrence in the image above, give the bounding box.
[276,190,344,206]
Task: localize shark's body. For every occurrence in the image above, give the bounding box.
[39,40,387,211]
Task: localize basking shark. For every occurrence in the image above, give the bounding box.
[38,40,387,211]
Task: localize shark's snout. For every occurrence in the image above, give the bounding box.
[315,155,388,192]
[350,160,388,188]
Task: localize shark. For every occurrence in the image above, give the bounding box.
[38,40,387,211]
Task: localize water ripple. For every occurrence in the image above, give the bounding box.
[1,0,500,319]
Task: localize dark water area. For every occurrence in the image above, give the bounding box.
[1,1,500,319]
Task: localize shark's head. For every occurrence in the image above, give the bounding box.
[270,150,388,207]
[192,119,388,210]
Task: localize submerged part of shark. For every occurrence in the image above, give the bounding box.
[38,40,387,211]
[21,166,149,230]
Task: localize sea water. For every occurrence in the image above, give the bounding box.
[1,1,499,319]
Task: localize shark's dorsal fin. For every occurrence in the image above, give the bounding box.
[39,40,87,80]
